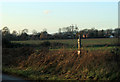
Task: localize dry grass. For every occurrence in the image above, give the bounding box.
[12,48,120,80]
[2,47,34,66]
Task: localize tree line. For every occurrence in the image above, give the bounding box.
[1,26,120,41]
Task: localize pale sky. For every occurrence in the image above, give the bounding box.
[0,0,118,34]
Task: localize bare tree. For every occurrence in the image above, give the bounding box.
[62,27,66,32]
[22,29,28,34]
[12,30,18,36]
[32,29,37,35]
[71,24,74,32]
[43,28,47,32]
[58,28,62,33]
[75,25,79,32]
[2,27,10,36]
[66,27,71,32]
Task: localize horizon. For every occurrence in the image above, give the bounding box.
[1,2,118,34]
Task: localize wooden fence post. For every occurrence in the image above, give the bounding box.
[78,35,81,55]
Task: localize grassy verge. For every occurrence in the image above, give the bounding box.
[3,67,66,80]
[2,47,120,80]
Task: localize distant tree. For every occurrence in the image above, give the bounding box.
[11,30,18,40]
[80,28,98,38]
[12,30,18,36]
[66,27,71,32]
[43,28,47,32]
[101,29,105,37]
[104,29,113,37]
[22,29,28,34]
[58,28,62,34]
[36,32,41,38]
[87,29,94,38]
[40,33,46,40]
[94,29,98,38]
[82,29,88,34]
[2,27,10,36]
[106,29,113,34]
[32,29,37,35]
[40,31,48,40]
[18,30,22,36]
[2,27,13,41]
[98,29,105,38]
[75,25,79,32]
[114,28,120,38]
[71,24,74,32]
[20,33,28,40]
[19,29,29,40]
[62,27,67,32]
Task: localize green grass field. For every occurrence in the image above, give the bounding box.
[11,38,118,50]
[12,38,118,45]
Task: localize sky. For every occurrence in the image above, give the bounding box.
[0,0,118,34]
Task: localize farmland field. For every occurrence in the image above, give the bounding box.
[11,38,119,50]
[12,38,118,45]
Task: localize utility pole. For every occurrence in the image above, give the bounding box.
[78,34,81,55]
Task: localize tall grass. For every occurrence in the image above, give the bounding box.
[3,47,118,80]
